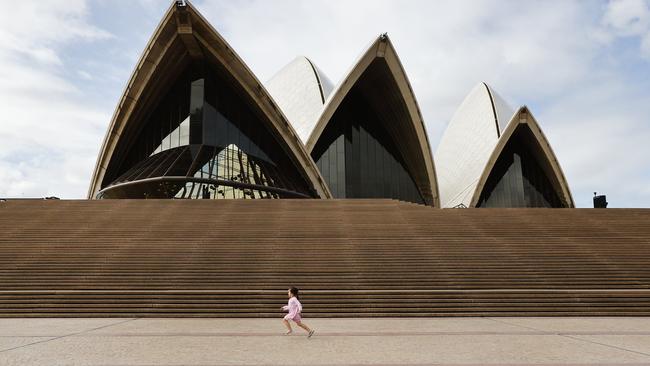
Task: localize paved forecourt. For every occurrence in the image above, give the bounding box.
[1,317,650,365]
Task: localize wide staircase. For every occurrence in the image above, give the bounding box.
[0,199,649,317]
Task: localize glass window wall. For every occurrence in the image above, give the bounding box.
[312,89,424,204]
[477,127,565,208]
[101,60,312,199]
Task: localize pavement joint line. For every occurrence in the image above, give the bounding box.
[80,317,141,336]
[483,316,554,334]
[6,330,650,337]
[560,334,650,359]
[70,331,551,337]
[484,317,650,359]
[65,331,650,337]
[73,331,650,337]
[86,364,650,366]
[4,330,650,337]
[0,335,57,353]
[0,317,137,354]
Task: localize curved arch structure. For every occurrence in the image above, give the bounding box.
[306,34,439,206]
[266,57,333,144]
[88,1,331,200]
[436,83,572,208]
[435,82,514,208]
[471,106,574,208]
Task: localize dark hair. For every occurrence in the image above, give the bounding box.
[289,287,300,299]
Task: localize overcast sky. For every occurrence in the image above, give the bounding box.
[0,0,649,207]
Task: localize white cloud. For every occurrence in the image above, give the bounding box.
[0,0,111,198]
[602,0,650,35]
[77,70,93,80]
[642,33,650,57]
[0,0,111,42]
[540,79,650,208]
[601,0,650,59]
[0,0,111,64]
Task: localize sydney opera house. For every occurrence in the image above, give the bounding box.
[88,1,572,208]
[3,0,650,319]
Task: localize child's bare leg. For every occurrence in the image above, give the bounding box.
[295,321,312,333]
[282,319,292,333]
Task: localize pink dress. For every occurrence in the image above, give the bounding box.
[282,296,302,322]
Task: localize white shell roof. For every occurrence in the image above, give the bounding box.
[304,34,440,206]
[266,56,333,144]
[435,82,514,208]
[89,3,333,199]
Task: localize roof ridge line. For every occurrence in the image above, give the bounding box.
[482,82,501,138]
[304,57,326,104]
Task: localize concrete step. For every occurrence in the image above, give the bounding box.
[0,199,649,317]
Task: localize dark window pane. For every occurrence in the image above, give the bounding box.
[478,127,565,208]
[312,86,424,204]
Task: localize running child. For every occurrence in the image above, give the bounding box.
[281,287,314,338]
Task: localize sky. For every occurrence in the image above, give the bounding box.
[0,0,649,207]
